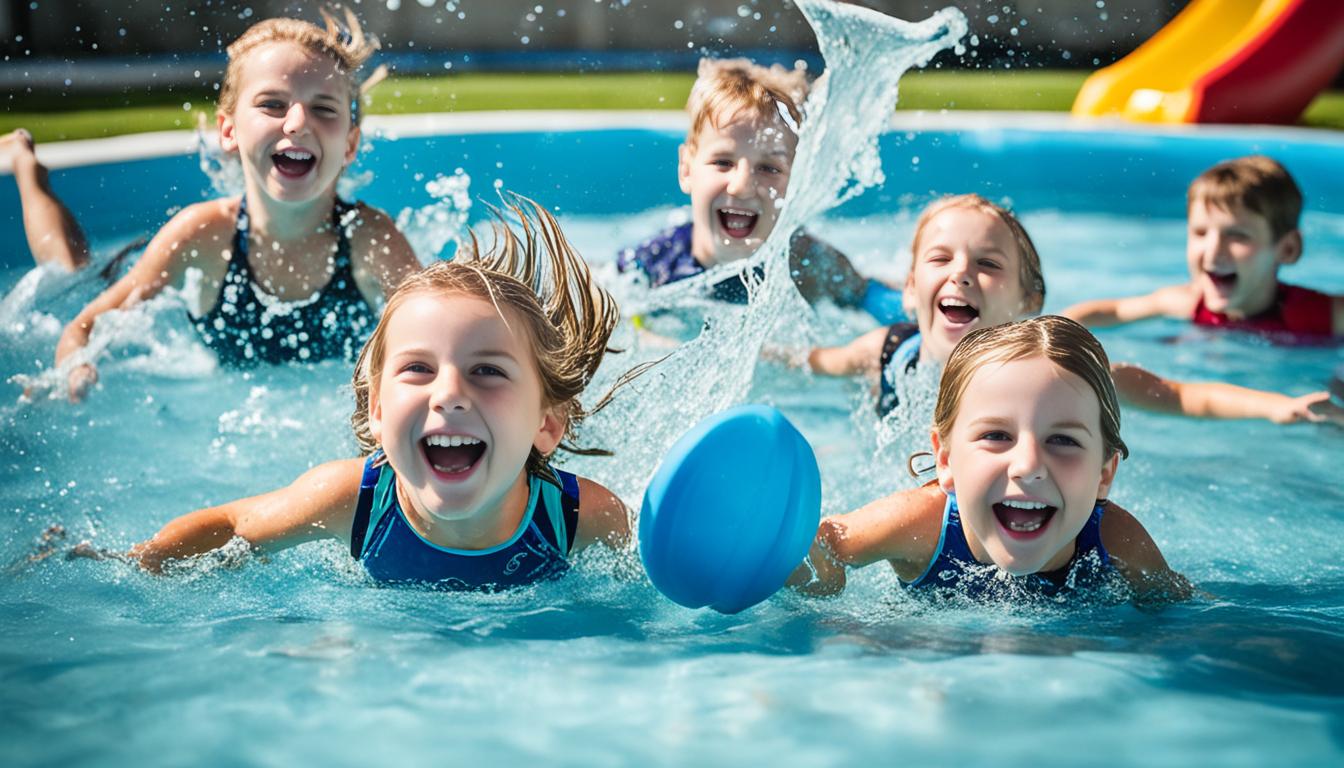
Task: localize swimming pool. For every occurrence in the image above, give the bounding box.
[3,111,1343,766]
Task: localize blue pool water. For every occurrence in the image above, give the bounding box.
[2,115,1343,765]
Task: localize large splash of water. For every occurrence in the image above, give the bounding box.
[577,0,967,504]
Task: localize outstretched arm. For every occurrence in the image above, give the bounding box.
[1099,501,1192,604]
[787,483,944,596]
[1061,284,1196,328]
[1113,363,1344,426]
[788,234,868,308]
[807,326,888,377]
[123,459,365,573]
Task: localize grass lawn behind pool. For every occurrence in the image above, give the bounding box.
[3,71,1342,142]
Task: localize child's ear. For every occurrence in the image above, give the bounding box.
[344,124,361,167]
[1275,229,1303,266]
[1095,451,1120,500]
[217,111,238,154]
[533,405,566,457]
[677,143,693,195]
[931,429,955,495]
[366,384,383,446]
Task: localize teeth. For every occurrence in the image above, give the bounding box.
[424,434,482,448]
[1007,520,1043,532]
[279,149,313,160]
[1001,499,1049,510]
[939,297,971,308]
[719,207,757,217]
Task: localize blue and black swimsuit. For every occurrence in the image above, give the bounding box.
[876,322,921,417]
[190,197,376,366]
[903,493,1117,599]
[349,453,581,591]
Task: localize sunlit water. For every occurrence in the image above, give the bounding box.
[5,5,1344,766]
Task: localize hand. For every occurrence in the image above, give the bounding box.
[67,362,98,403]
[1272,392,1344,427]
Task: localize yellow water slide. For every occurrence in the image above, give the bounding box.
[1072,0,1344,124]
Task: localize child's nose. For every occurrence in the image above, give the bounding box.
[430,369,471,412]
[282,103,309,136]
[1009,440,1047,483]
[725,160,753,196]
[947,254,973,285]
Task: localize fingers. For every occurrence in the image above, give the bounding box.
[67,363,98,403]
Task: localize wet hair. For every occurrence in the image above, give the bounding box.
[218,7,378,126]
[1188,155,1302,242]
[909,194,1046,314]
[685,57,810,150]
[351,196,621,482]
[933,315,1128,461]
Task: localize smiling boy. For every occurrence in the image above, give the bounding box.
[1063,156,1342,339]
[618,58,901,320]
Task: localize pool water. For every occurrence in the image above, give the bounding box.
[2,116,1343,765]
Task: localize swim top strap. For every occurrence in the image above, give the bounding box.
[350,452,394,559]
[535,468,581,555]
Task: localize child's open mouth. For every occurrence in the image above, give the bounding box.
[272,148,316,178]
[1206,270,1238,292]
[421,434,486,479]
[993,499,1056,540]
[717,208,759,239]
[937,297,980,325]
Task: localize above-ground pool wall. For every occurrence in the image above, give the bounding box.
[4,118,1344,271]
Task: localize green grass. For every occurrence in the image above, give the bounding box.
[3,71,1341,143]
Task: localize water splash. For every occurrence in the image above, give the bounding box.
[394,169,474,264]
[577,1,967,503]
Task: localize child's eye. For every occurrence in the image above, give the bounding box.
[259,100,287,111]
[313,105,340,117]
[977,259,1001,270]
[978,430,1012,442]
[712,159,734,170]
[400,362,433,375]
[473,364,508,378]
[1047,434,1082,448]
[759,164,782,175]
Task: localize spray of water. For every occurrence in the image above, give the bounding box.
[577,1,968,504]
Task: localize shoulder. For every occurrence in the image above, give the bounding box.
[130,198,237,281]
[1099,501,1191,601]
[572,474,631,551]
[154,199,237,251]
[344,202,419,294]
[1149,283,1201,317]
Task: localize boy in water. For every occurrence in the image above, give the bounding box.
[618,57,902,321]
[1064,155,1341,339]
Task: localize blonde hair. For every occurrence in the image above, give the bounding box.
[351,197,621,481]
[685,57,810,150]
[910,194,1046,314]
[1188,155,1303,242]
[933,315,1128,461]
[218,7,378,125]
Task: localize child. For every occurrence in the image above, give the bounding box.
[617,57,902,321]
[789,315,1192,603]
[1063,155,1342,339]
[808,194,1343,426]
[77,200,630,588]
[34,10,420,402]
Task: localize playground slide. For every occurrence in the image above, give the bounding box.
[1072,0,1344,124]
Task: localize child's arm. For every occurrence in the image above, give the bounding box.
[572,476,632,551]
[126,459,365,573]
[54,201,232,401]
[1061,284,1197,328]
[1112,363,1344,426]
[806,327,889,377]
[1099,501,1192,604]
[348,204,422,304]
[787,234,869,308]
[787,483,945,596]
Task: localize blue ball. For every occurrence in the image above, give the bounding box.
[639,404,822,614]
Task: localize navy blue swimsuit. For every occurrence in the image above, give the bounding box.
[617,221,870,308]
[190,197,376,367]
[876,323,921,417]
[904,493,1116,599]
[349,454,581,591]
